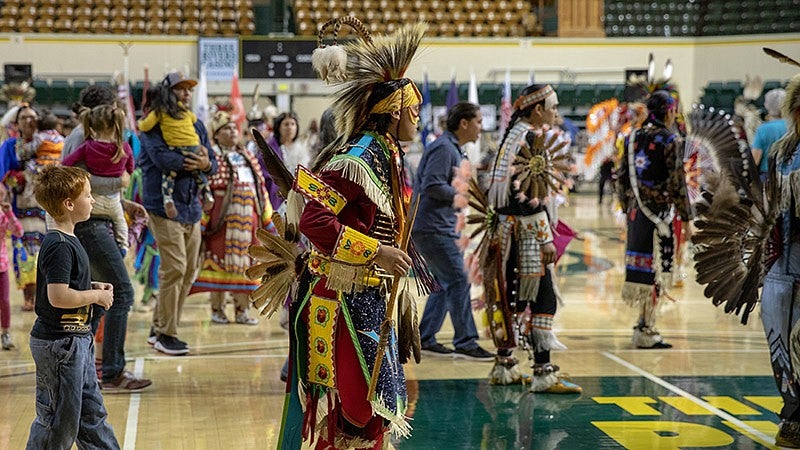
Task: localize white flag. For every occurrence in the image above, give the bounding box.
[464,69,481,165]
[194,64,209,125]
[468,70,478,105]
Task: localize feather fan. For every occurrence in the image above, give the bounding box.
[690,106,777,324]
[246,214,303,318]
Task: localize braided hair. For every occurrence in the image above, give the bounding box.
[493,83,552,174]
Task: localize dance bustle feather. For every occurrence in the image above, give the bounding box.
[312,21,426,172]
[683,105,751,205]
[465,177,498,259]
[690,106,777,324]
[511,130,571,205]
[763,47,800,69]
[252,130,294,199]
[246,216,302,318]
[397,280,421,364]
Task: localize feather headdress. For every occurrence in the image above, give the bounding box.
[311,19,426,171]
[627,53,676,99]
[311,17,372,84]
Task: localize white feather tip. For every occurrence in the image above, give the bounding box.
[312,45,348,84]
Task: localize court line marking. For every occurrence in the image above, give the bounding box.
[122,357,144,450]
[602,351,776,447]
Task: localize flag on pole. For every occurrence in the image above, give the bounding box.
[141,65,150,113]
[468,70,478,105]
[464,70,481,163]
[230,69,245,131]
[445,75,458,111]
[117,79,137,132]
[420,72,433,145]
[194,64,209,125]
[499,69,512,136]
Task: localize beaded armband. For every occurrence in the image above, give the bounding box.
[293,166,347,215]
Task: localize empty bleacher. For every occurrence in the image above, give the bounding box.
[0,0,255,35]
[605,0,800,37]
[699,79,787,112]
[291,0,539,37]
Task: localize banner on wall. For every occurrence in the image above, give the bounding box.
[198,37,239,81]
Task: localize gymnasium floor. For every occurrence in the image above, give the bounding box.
[0,191,781,449]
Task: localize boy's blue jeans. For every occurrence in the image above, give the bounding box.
[27,334,120,450]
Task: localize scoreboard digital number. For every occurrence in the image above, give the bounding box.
[241,39,318,79]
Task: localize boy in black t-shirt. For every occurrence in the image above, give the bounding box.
[26,166,120,449]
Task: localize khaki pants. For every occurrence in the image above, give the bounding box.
[149,215,201,338]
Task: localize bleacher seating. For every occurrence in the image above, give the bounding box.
[700,79,787,112]
[291,0,538,38]
[0,0,255,35]
[605,0,799,37]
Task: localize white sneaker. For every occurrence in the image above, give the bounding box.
[235,312,258,325]
[147,327,157,346]
[1,332,14,350]
[211,310,229,324]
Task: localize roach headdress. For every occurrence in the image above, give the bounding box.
[311,18,426,171]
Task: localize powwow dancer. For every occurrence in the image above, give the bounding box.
[246,18,433,449]
[470,83,580,393]
[615,54,692,348]
[693,49,800,448]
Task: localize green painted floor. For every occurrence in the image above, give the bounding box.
[398,376,781,449]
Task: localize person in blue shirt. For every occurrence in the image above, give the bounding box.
[753,88,788,181]
[412,101,494,361]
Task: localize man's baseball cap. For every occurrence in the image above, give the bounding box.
[162,72,197,90]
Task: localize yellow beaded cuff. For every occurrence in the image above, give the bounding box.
[332,226,380,265]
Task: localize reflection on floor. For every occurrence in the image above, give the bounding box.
[401,377,780,450]
[0,192,780,449]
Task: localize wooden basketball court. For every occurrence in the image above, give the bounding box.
[0,191,778,449]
